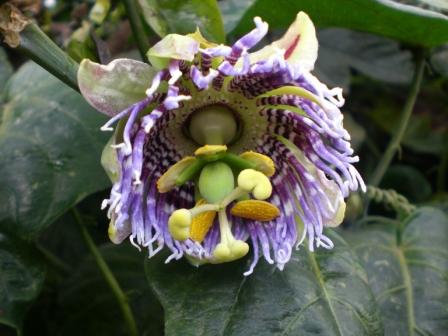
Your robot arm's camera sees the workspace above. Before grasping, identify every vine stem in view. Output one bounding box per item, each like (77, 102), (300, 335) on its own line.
(72, 208), (139, 336)
(19, 23), (79, 91)
(122, 0), (150, 61)
(369, 50), (426, 187)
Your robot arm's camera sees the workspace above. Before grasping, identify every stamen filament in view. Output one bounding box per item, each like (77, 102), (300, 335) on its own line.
(190, 204), (220, 217)
(220, 187), (247, 208)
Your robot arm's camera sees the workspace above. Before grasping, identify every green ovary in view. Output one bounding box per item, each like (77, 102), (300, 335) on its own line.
(198, 161), (235, 204)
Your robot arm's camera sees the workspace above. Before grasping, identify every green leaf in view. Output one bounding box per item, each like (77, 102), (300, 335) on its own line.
(57, 243), (163, 336)
(315, 29), (413, 90)
(344, 207), (448, 335)
(231, 0), (448, 47)
(0, 232), (46, 330)
(138, 0), (225, 43)
(0, 62), (109, 239)
(145, 231), (383, 335)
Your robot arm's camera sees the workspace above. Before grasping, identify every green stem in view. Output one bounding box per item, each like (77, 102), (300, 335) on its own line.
(122, 0), (150, 61)
(73, 208), (138, 336)
(369, 50), (426, 187)
(18, 23), (79, 91)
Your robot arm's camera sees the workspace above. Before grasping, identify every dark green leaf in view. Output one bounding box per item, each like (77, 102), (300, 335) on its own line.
(0, 48), (13, 94)
(381, 165), (432, 203)
(231, 0), (448, 47)
(56, 243), (163, 336)
(315, 29), (413, 90)
(344, 207), (448, 335)
(343, 114), (366, 151)
(366, 99), (447, 154)
(0, 232), (46, 330)
(138, 0), (225, 43)
(146, 231), (383, 336)
(0, 62), (109, 239)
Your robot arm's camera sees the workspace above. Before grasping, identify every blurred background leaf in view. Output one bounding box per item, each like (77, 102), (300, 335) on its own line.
(0, 62), (109, 239)
(343, 207), (448, 335)
(138, 0), (225, 43)
(146, 231), (383, 336)
(315, 29), (414, 91)
(218, 0), (256, 34)
(231, 0), (448, 47)
(430, 44), (448, 77)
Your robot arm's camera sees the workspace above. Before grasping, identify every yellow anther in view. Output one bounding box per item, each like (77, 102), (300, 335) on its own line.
(213, 243), (231, 259)
(194, 144), (227, 156)
(168, 209), (191, 241)
(212, 209), (250, 263)
(190, 199), (217, 242)
(213, 240), (249, 262)
(231, 200), (280, 221)
(239, 151), (275, 177)
(237, 169), (273, 200)
(157, 156), (196, 193)
(230, 240), (249, 258)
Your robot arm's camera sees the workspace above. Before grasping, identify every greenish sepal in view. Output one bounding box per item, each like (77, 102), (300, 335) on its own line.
(175, 159), (205, 187)
(146, 34), (199, 70)
(221, 153), (257, 171)
(199, 162), (235, 203)
(185, 254), (209, 267)
(77, 58), (156, 116)
(101, 135), (120, 183)
(147, 56), (170, 70)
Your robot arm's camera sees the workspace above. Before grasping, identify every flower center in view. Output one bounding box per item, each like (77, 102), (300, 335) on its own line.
(187, 104), (239, 146)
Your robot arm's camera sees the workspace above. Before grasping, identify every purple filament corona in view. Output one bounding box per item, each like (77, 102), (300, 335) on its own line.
(100, 18), (365, 275)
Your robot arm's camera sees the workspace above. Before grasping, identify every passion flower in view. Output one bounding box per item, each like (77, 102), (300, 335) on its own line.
(78, 12), (365, 275)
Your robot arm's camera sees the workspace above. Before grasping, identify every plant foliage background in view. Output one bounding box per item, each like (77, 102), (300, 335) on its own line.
(0, 0), (447, 335)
